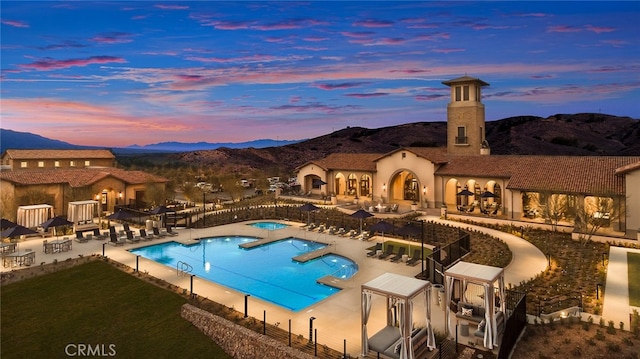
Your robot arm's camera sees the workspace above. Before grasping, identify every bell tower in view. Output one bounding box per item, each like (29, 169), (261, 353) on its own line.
(442, 76), (489, 155)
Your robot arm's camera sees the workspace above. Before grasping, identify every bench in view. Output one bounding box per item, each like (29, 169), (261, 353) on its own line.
(540, 306), (581, 323)
(455, 302), (486, 325)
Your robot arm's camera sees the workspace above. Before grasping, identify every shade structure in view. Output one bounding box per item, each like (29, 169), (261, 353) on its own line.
(1, 225), (38, 239)
(41, 216), (73, 230)
(1, 218), (18, 230)
(350, 209), (373, 233)
(480, 191), (497, 198)
(369, 220), (395, 234)
(312, 178), (327, 186)
(396, 223), (422, 237)
(106, 210), (134, 220)
(457, 189), (474, 196)
(150, 205), (170, 215)
(299, 203), (320, 226)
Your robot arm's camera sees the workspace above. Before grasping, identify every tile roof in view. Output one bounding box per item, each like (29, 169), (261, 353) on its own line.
(0, 168), (167, 187)
(435, 155), (640, 196)
(300, 153), (380, 172)
(614, 160), (640, 175)
(2, 149), (115, 160)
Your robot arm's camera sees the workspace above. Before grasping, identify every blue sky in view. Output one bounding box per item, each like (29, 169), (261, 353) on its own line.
(1, 1), (639, 147)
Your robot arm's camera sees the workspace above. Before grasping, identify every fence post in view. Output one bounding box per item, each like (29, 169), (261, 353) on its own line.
(314, 329), (317, 356)
(263, 310), (266, 335)
(289, 319), (292, 347)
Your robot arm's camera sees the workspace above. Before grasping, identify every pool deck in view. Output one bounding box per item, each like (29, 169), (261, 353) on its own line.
(1, 218), (560, 357)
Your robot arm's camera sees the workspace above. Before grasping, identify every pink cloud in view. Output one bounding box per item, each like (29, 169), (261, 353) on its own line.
(600, 39), (628, 47)
(289, 96), (301, 103)
(302, 36), (328, 42)
(586, 25), (615, 34)
(19, 56), (126, 71)
(313, 82), (370, 90)
(414, 94), (446, 101)
(207, 20), (251, 30)
(91, 32), (134, 44)
(352, 19), (394, 28)
(1, 19), (29, 28)
(389, 69), (430, 74)
(432, 48), (465, 54)
(154, 4), (189, 10)
(345, 92), (388, 98)
(547, 25), (582, 33)
(530, 74), (556, 79)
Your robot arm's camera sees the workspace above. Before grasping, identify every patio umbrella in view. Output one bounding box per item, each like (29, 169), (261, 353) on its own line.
(299, 203), (320, 226)
(1, 225), (38, 239)
(150, 205), (170, 227)
(480, 191), (497, 198)
(369, 220), (396, 246)
(350, 209), (373, 233)
(312, 178), (327, 186)
(41, 216), (73, 240)
(457, 189), (474, 196)
(106, 210), (134, 221)
(396, 223), (422, 238)
(1, 218), (18, 230)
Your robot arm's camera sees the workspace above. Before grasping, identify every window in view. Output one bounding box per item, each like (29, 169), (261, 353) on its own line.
(38, 161), (44, 168)
(20, 161), (27, 168)
(360, 175), (371, 197)
(456, 126), (468, 144)
(54, 161), (60, 168)
(347, 174), (358, 196)
(70, 160), (76, 167)
(402, 152), (406, 159)
(476, 87), (481, 101)
(455, 86), (461, 101)
(463, 85), (469, 101)
(84, 160), (90, 166)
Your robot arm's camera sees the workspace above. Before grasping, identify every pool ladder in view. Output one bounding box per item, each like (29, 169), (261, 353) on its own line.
(177, 261), (193, 277)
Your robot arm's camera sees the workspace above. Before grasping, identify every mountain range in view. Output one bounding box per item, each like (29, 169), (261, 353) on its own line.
(2, 113), (639, 175)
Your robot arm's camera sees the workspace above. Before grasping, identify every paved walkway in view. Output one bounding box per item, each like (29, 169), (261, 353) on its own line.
(420, 215), (548, 287)
(602, 246), (640, 330)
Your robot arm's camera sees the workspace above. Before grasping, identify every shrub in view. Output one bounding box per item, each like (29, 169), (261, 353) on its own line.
(606, 342), (621, 353)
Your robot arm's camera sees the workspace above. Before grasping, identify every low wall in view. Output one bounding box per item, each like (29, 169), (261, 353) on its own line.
(180, 304), (314, 359)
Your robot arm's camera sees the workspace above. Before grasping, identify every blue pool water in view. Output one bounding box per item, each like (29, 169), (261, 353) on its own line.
(248, 221), (289, 230)
(130, 236), (358, 311)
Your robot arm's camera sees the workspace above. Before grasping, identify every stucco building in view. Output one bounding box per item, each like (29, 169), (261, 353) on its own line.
(296, 76), (640, 239)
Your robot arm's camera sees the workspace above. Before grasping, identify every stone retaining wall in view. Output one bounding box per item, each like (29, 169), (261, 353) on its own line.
(180, 304), (314, 359)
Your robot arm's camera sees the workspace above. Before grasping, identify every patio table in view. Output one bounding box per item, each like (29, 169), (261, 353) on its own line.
(2, 250), (35, 267)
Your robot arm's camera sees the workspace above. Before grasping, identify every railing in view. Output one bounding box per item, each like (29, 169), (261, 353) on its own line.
(498, 290), (527, 359)
(176, 261), (193, 277)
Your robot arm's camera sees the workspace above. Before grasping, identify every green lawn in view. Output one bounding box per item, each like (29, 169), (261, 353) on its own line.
(1, 260), (231, 359)
(628, 252), (640, 307)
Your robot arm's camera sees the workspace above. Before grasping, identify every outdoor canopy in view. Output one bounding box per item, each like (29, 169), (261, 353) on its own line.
(67, 200), (100, 224)
(444, 261), (506, 349)
(17, 204), (53, 228)
(361, 272), (436, 359)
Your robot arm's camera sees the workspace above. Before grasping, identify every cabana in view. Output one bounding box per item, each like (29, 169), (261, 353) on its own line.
(444, 261), (506, 349)
(361, 272), (436, 359)
(68, 200), (100, 232)
(17, 204), (53, 228)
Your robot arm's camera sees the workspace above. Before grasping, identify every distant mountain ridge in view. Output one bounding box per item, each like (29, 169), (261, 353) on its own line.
(0, 128), (302, 154)
(127, 139), (303, 152)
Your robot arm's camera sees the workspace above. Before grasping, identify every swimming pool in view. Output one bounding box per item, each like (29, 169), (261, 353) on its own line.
(248, 221), (289, 230)
(130, 236), (358, 311)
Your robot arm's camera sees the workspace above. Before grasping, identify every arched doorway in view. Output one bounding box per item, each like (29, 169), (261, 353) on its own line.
(388, 171), (420, 203)
(360, 174), (372, 198)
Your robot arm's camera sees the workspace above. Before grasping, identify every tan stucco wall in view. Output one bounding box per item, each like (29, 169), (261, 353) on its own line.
(376, 150), (436, 207)
(625, 169), (640, 238)
(296, 164), (327, 195)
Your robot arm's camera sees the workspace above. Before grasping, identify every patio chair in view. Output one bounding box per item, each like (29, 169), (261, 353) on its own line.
(165, 226), (179, 236)
(390, 247), (406, 262)
(94, 228), (108, 240)
(75, 231), (87, 243)
(138, 229), (154, 241)
(378, 244), (395, 260)
(125, 231), (140, 244)
(406, 249), (422, 266)
(108, 232), (125, 246)
(152, 227), (166, 238)
(367, 243), (382, 257)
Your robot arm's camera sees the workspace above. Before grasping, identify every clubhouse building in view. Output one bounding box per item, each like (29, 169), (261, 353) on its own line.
(296, 76), (640, 239)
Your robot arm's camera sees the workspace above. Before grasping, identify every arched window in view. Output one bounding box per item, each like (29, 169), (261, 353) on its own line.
(360, 174), (371, 197)
(347, 174), (357, 196)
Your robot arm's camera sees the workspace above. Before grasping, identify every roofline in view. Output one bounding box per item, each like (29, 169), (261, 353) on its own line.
(442, 76), (490, 87)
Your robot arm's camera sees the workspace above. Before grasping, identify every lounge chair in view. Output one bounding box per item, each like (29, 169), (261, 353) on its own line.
(152, 227), (166, 238)
(75, 231), (87, 243)
(337, 227), (345, 235)
(317, 225), (326, 233)
(358, 231), (370, 241)
(108, 232), (125, 246)
(328, 226), (337, 235)
(406, 249), (422, 266)
(367, 243), (382, 257)
(138, 229), (153, 241)
(390, 247), (406, 262)
(125, 231), (140, 244)
(94, 229), (108, 240)
(165, 226), (179, 236)
(378, 244), (395, 260)
(348, 230), (358, 239)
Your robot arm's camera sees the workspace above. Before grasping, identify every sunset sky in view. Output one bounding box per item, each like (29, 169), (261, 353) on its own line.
(1, 1), (638, 148)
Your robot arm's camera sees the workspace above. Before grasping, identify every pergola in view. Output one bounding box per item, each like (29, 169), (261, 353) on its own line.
(444, 261), (506, 349)
(361, 272), (436, 359)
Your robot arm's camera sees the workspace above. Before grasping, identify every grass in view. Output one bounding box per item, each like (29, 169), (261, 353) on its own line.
(0, 260), (231, 359)
(628, 252), (640, 307)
